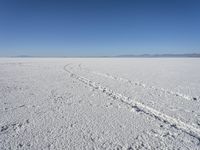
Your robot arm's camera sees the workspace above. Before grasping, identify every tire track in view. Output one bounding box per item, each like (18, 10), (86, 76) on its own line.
(79, 64), (198, 101)
(64, 64), (200, 142)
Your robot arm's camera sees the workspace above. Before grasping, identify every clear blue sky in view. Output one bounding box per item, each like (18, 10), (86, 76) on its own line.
(0, 0), (200, 56)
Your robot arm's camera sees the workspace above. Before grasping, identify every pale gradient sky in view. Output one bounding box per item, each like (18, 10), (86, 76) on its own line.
(0, 0), (200, 56)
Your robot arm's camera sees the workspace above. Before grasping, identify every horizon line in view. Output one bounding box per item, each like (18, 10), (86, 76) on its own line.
(1, 53), (200, 58)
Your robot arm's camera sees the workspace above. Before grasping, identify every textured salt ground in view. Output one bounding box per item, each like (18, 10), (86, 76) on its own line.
(70, 63), (200, 130)
(77, 58), (200, 100)
(0, 58), (200, 150)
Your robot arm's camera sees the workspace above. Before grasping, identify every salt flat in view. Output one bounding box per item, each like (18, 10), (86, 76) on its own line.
(0, 58), (200, 149)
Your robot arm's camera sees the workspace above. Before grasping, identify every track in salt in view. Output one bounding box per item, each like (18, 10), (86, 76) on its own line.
(64, 64), (200, 142)
(78, 64), (198, 101)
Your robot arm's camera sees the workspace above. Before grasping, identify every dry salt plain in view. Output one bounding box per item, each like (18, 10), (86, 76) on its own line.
(0, 58), (200, 150)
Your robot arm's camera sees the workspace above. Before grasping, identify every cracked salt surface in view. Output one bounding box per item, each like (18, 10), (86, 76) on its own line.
(0, 58), (200, 149)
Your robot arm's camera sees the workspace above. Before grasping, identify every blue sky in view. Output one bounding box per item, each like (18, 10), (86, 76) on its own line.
(0, 0), (200, 56)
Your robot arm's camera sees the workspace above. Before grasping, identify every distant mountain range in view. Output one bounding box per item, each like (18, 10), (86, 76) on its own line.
(116, 53), (200, 57)
(6, 53), (200, 58)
